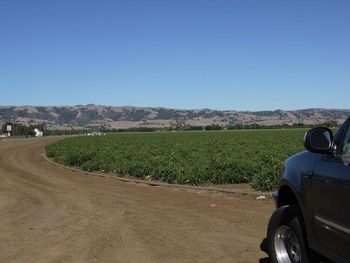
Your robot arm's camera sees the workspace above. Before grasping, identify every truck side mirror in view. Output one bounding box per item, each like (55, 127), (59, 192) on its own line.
(304, 127), (333, 154)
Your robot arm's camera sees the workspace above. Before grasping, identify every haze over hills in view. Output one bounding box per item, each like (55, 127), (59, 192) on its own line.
(0, 105), (349, 130)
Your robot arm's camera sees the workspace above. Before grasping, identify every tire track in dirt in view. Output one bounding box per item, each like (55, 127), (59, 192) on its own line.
(0, 137), (273, 263)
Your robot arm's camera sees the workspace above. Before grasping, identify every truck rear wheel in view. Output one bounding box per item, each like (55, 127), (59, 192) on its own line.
(267, 205), (309, 263)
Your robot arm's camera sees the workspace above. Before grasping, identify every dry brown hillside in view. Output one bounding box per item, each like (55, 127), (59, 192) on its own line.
(0, 105), (349, 130)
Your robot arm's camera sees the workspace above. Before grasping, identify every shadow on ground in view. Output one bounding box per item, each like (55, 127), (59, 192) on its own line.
(260, 237), (271, 263)
(259, 257), (271, 263)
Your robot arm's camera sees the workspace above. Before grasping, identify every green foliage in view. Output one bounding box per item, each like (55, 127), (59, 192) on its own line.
(1, 122), (46, 136)
(45, 130), (306, 191)
(205, 124), (223, 130)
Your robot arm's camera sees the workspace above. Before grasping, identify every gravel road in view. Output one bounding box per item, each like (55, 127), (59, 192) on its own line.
(0, 137), (273, 263)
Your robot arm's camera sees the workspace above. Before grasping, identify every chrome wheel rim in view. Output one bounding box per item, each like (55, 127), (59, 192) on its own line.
(274, 225), (301, 263)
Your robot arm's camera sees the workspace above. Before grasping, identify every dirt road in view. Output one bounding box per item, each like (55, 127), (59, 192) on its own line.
(0, 137), (274, 263)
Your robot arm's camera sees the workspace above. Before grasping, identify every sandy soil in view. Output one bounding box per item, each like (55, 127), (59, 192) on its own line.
(0, 137), (274, 263)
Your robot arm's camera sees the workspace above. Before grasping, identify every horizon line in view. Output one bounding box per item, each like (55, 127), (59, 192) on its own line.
(0, 104), (350, 113)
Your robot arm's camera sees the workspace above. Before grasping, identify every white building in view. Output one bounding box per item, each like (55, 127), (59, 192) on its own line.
(34, 128), (43, 137)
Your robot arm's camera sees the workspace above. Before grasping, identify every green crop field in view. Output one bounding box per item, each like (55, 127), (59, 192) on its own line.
(45, 129), (307, 191)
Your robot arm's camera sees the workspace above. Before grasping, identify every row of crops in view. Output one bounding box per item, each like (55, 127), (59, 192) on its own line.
(45, 130), (307, 191)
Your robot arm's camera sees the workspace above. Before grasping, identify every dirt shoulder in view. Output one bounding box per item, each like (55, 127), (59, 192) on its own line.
(0, 137), (273, 263)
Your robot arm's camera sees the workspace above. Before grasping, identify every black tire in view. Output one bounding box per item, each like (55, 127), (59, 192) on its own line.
(267, 205), (310, 263)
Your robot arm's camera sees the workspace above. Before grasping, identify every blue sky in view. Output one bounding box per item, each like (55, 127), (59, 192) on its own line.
(0, 0), (349, 111)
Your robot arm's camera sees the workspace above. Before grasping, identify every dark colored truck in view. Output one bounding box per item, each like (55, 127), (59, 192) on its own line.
(265, 117), (350, 263)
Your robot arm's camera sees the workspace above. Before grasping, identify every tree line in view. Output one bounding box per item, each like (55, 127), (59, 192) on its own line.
(1, 119), (339, 136)
(1, 122), (46, 136)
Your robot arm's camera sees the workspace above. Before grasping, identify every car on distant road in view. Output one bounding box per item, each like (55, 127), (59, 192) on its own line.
(265, 117), (350, 263)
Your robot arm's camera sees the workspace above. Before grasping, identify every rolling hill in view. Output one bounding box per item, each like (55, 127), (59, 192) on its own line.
(0, 105), (349, 130)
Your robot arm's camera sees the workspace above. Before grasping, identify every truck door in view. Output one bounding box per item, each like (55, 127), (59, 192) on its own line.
(311, 124), (350, 260)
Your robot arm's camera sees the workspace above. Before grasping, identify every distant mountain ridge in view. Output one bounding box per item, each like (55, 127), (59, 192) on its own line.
(0, 105), (349, 130)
